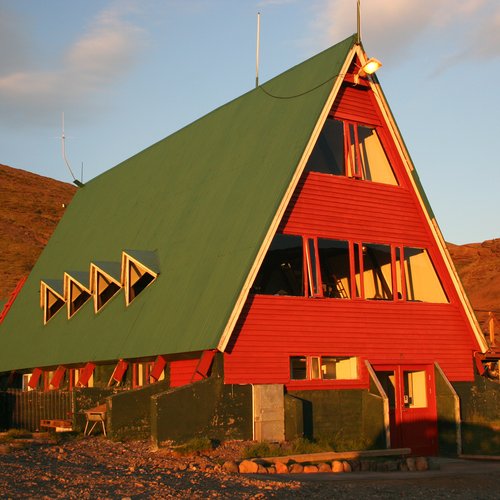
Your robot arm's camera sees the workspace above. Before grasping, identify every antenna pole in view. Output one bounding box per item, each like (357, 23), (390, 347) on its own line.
(357, 0), (361, 44)
(255, 12), (260, 87)
(61, 112), (77, 181)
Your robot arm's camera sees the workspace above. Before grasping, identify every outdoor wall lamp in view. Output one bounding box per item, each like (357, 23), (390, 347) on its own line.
(354, 57), (382, 84)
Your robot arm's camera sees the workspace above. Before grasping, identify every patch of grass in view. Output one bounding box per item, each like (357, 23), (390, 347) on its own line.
(241, 441), (281, 459)
(173, 436), (214, 456)
(6, 428), (32, 439)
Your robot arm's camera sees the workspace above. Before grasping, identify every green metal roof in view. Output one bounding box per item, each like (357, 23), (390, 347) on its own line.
(0, 35), (357, 372)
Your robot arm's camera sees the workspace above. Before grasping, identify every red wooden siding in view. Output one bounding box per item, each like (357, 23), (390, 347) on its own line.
(224, 296), (477, 385)
(280, 172), (430, 246)
(169, 358), (203, 388)
(330, 85), (381, 125)
(224, 78), (480, 388)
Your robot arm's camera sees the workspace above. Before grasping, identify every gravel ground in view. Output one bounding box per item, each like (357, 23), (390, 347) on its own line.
(0, 436), (499, 499)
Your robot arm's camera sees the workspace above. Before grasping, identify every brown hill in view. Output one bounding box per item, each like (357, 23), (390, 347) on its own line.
(0, 164), (498, 338)
(0, 164), (76, 300)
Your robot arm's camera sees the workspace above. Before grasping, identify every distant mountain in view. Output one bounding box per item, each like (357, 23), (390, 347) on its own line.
(0, 164), (76, 299)
(0, 163), (498, 336)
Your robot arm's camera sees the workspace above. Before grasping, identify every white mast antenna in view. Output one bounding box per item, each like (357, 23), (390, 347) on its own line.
(61, 112), (84, 187)
(357, 0), (361, 44)
(255, 12), (261, 87)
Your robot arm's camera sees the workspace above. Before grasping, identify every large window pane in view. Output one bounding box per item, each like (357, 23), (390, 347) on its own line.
(404, 247), (448, 303)
(305, 118), (344, 175)
(290, 357), (307, 380)
(363, 244), (393, 300)
(251, 234), (304, 296)
(318, 239), (351, 298)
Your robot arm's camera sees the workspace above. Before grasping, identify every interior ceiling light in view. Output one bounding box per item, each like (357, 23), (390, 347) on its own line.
(354, 57), (382, 84)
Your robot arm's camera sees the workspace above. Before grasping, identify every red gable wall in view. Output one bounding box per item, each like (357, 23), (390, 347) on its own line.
(224, 79), (480, 387)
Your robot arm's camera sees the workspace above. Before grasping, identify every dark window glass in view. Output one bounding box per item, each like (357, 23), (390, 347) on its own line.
(362, 244), (393, 300)
(251, 234), (303, 296)
(305, 118), (344, 175)
(318, 239), (351, 298)
(290, 357), (307, 380)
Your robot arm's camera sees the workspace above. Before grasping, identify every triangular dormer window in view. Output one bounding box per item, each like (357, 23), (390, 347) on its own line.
(122, 250), (159, 306)
(90, 262), (122, 313)
(64, 272), (91, 319)
(40, 279), (65, 324)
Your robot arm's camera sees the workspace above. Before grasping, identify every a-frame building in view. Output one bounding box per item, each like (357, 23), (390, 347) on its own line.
(0, 35), (489, 455)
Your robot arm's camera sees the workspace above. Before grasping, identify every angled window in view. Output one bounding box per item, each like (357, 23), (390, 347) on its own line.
(122, 250), (160, 306)
(64, 271), (91, 319)
(251, 234), (304, 296)
(306, 117), (398, 185)
(360, 244), (393, 300)
(401, 247), (448, 303)
(40, 279), (65, 324)
(90, 262), (122, 313)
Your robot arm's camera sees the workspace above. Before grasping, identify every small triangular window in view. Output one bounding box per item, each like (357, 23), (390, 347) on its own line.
(64, 272), (91, 319)
(90, 262), (122, 313)
(41, 280), (65, 324)
(122, 251), (159, 306)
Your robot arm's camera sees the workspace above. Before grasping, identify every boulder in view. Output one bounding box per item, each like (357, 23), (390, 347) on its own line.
(289, 463), (304, 473)
(332, 460), (344, 473)
(415, 457), (428, 472)
(266, 466), (276, 474)
(342, 461), (352, 473)
(275, 461), (289, 474)
(406, 457), (416, 471)
(303, 465), (318, 473)
(317, 462), (332, 473)
(222, 460), (239, 473)
(257, 464), (267, 474)
(239, 460), (259, 474)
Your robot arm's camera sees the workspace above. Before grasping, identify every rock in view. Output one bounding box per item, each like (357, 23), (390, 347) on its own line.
(317, 462), (332, 472)
(399, 460), (409, 471)
(275, 461), (289, 474)
(406, 457), (416, 471)
(349, 460), (360, 472)
(415, 457), (428, 471)
(222, 460), (239, 473)
(386, 460), (399, 472)
(266, 466), (276, 474)
(304, 465), (318, 473)
(238, 460), (259, 474)
(332, 460), (344, 473)
(257, 464), (267, 474)
(0, 444), (10, 455)
(289, 463), (304, 473)
(342, 461), (352, 473)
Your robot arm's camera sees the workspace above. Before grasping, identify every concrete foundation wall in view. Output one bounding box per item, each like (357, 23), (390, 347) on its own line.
(454, 374), (500, 455)
(285, 389), (385, 450)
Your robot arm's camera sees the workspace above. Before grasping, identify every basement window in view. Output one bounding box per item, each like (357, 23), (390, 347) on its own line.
(90, 262), (122, 313)
(41, 280), (65, 324)
(64, 272), (91, 319)
(251, 234), (304, 296)
(122, 251), (159, 306)
(290, 355), (358, 381)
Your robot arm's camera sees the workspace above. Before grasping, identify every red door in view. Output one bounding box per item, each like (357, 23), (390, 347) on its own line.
(374, 364), (438, 456)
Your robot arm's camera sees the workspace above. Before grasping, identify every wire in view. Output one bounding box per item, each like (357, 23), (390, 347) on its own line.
(258, 72), (346, 100)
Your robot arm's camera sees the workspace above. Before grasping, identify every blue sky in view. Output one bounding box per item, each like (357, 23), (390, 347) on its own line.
(0, 0), (498, 244)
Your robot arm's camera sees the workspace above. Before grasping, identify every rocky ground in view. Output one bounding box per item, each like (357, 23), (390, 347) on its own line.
(1, 436), (500, 499)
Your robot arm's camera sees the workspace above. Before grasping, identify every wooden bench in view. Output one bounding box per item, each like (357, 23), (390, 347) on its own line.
(40, 419), (73, 432)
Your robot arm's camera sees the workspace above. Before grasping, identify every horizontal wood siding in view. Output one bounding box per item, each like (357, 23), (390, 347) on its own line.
(224, 296), (477, 385)
(331, 85), (381, 125)
(169, 358), (201, 388)
(280, 173), (430, 246)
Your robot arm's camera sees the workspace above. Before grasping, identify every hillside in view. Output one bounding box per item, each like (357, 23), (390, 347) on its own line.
(0, 164), (76, 300)
(0, 163), (498, 336)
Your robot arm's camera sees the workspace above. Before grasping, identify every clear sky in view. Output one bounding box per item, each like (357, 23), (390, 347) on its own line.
(0, 0), (498, 244)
